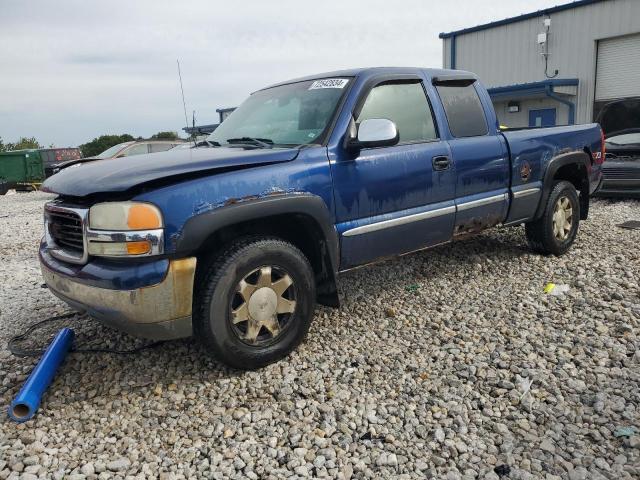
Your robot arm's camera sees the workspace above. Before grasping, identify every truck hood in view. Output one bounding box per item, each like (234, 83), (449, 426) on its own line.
(42, 146), (300, 197)
(595, 97), (640, 137)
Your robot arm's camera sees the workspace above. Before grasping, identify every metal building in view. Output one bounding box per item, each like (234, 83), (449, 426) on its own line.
(440, 0), (640, 127)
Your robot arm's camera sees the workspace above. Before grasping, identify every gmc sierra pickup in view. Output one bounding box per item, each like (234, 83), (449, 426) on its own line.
(40, 67), (604, 369)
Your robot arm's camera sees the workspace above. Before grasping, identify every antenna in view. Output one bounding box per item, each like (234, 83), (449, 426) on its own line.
(177, 59), (196, 146)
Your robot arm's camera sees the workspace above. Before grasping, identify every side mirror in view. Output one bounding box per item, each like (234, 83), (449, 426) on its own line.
(347, 118), (399, 151)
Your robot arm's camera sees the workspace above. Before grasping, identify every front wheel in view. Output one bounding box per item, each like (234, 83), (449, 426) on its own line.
(193, 237), (316, 370)
(525, 180), (580, 256)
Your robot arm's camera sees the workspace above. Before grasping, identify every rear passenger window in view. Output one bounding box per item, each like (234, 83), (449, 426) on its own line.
(435, 84), (488, 137)
(121, 144), (149, 157)
(149, 143), (172, 153)
(356, 82), (438, 143)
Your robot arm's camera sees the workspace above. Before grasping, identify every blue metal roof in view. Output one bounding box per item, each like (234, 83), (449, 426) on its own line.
(487, 78), (579, 99)
(439, 0), (607, 39)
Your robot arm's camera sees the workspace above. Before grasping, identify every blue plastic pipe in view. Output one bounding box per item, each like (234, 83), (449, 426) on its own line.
(8, 328), (74, 423)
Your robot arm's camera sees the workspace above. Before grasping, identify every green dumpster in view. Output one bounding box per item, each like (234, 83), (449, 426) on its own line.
(0, 149), (45, 195)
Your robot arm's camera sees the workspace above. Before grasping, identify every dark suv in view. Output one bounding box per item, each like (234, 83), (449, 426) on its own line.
(596, 97), (640, 197)
(40, 148), (83, 177)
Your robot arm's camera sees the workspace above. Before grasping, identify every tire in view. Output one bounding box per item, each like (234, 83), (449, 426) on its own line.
(525, 180), (580, 256)
(0, 181), (9, 196)
(193, 237), (316, 370)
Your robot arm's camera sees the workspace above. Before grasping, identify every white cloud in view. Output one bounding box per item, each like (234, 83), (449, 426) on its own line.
(0, 0), (569, 146)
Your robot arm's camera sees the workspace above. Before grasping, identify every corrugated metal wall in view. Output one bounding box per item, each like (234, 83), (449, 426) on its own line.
(442, 0), (640, 123)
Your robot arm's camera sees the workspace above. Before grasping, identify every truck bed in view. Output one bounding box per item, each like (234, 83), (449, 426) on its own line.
(502, 123), (603, 193)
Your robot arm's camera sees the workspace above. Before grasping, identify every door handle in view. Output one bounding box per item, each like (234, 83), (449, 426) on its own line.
(432, 155), (451, 171)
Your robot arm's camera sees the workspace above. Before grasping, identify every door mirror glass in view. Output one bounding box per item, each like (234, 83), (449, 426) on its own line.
(352, 118), (399, 149)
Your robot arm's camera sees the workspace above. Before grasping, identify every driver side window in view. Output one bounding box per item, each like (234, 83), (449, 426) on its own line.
(356, 82), (438, 144)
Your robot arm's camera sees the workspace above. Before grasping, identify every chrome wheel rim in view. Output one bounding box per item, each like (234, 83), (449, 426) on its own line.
(552, 196), (573, 241)
(230, 266), (296, 345)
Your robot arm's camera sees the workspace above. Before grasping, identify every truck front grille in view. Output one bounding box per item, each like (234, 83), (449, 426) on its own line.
(48, 210), (84, 253)
(44, 203), (88, 264)
(603, 166), (640, 180)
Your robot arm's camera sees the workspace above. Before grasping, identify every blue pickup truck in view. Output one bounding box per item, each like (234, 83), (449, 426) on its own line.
(40, 67), (604, 369)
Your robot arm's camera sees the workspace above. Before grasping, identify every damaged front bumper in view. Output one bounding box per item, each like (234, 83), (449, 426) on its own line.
(39, 247), (196, 340)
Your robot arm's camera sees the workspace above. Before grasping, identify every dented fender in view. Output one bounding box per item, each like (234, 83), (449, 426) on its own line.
(174, 193), (339, 272)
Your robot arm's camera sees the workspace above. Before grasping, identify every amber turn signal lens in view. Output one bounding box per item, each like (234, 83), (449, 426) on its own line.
(127, 204), (162, 230)
(126, 240), (152, 255)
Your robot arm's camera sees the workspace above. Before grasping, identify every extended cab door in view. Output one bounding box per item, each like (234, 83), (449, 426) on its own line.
(330, 75), (456, 269)
(432, 78), (510, 235)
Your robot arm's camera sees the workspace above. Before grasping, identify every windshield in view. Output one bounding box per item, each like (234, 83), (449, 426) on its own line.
(607, 131), (640, 146)
(96, 142), (133, 159)
(208, 78), (351, 147)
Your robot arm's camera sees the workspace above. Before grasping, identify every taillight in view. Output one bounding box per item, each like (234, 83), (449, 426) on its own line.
(600, 128), (606, 163)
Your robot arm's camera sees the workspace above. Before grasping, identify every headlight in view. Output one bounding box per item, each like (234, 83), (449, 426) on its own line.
(87, 202), (164, 257)
(89, 201), (162, 230)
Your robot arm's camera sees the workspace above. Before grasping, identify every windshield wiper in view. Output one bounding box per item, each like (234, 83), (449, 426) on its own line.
(195, 140), (221, 147)
(226, 137), (274, 148)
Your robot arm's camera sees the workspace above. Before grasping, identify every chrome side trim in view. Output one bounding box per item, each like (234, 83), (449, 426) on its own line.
(456, 193), (507, 212)
(513, 187), (541, 199)
(342, 205), (456, 237)
(342, 193), (508, 238)
(86, 228), (164, 257)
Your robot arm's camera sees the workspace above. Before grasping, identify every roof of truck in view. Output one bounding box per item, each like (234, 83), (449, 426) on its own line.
(262, 67), (472, 90)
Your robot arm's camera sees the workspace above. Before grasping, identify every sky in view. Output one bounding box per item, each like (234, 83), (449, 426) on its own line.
(0, 0), (574, 147)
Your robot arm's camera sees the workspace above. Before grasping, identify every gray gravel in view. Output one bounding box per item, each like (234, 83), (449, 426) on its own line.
(1, 191), (639, 479)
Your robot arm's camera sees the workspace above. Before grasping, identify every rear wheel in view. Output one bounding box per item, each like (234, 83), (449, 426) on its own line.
(525, 180), (580, 256)
(0, 180), (9, 195)
(193, 237), (316, 369)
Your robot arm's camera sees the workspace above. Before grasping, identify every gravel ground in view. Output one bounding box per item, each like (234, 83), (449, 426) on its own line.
(0, 191), (639, 480)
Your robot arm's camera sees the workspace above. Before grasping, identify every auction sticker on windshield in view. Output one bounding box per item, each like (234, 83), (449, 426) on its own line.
(309, 78), (349, 90)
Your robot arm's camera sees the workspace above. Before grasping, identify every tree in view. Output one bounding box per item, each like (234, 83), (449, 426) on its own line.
(79, 134), (134, 157)
(0, 136), (42, 152)
(150, 131), (181, 140)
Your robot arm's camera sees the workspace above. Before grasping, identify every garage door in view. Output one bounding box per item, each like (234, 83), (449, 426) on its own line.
(595, 33), (640, 101)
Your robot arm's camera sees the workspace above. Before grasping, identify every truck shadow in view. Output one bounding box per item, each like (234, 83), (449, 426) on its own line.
(2, 227), (534, 412)
(337, 227), (530, 308)
(110, 230), (525, 367)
